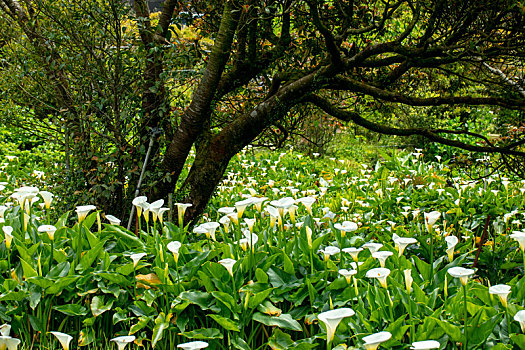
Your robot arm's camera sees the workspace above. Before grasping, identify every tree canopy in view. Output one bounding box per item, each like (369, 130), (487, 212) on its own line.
(0, 0), (524, 221)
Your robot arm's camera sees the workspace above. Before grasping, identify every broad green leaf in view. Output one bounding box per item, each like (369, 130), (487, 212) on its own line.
(77, 240), (105, 272)
(0, 291), (28, 301)
(101, 225), (145, 249)
(211, 291), (238, 314)
(20, 257), (37, 279)
(268, 329), (293, 349)
(209, 314), (240, 332)
(283, 252), (294, 274)
(248, 288), (273, 309)
(90, 295), (113, 317)
(46, 276), (80, 295)
(78, 328), (95, 346)
(180, 291), (217, 311)
(129, 316), (153, 334)
(179, 328), (223, 340)
(255, 268), (268, 283)
(97, 272), (131, 286)
(252, 312), (302, 331)
(430, 317), (462, 342)
(53, 304), (88, 316)
(152, 313), (170, 348)
(28, 315), (42, 332)
(26, 277), (53, 289)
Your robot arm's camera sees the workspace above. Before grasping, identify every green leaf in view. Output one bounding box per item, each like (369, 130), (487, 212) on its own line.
(0, 291), (28, 301)
(248, 288), (273, 309)
(129, 316), (152, 334)
(26, 277), (53, 289)
(283, 252), (294, 274)
(28, 314), (43, 332)
(268, 329), (293, 349)
(47, 261), (70, 278)
(211, 291), (237, 314)
(46, 276), (80, 295)
(152, 313), (170, 348)
(179, 328), (223, 340)
(511, 334), (525, 349)
(209, 314), (240, 332)
(101, 225), (145, 249)
(53, 304), (88, 316)
(180, 291), (217, 311)
(77, 240), (105, 272)
(252, 312), (302, 331)
(430, 317), (462, 342)
(97, 272), (131, 286)
(20, 257), (38, 279)
(90, 295), (113, 317)
(255, 268), (268, 283)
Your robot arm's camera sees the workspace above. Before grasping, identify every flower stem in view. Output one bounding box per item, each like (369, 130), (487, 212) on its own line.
(429, 231), (434, 286)
(407, 296), (415, 342)
(506, 305), (512, 337)
(462, 283), (468, 350)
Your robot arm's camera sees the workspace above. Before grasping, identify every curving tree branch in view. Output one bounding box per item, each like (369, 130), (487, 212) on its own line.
(304, 94), (525, 157)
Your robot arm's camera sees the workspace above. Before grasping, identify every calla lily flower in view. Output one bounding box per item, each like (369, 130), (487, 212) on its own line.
(366, 268), (391, 288)
(445, 235), (459, 261)
(2, 226), (13, 249)
(342, 247), (363, 262)
(167, 241), (182, 263)
(404, 269), (413, 294)
(219, 216), (231, 233)
(362, 331), (392, 350)
(130, 253), (147, 269)
(265, 205), (280, 228)
(372, 251), (393, 268)
(235, 198), (254, 219)
(218, 258), (236, 277)
(76, 205), (97, 222)
(157, 208), (170, 224)
(270, 197), (295, 217)
(132, 196), (148, 217)
(0, 336), (21, 350)
(338, 269), (357, 284)
(49, 331), (73, 350)
(334, 221), (358, 237)
(410, 340), (440, 349)
(317, 308), (355, 345)
(177, 341), (209, 350)
(393, 234), (417, 257)
(296, 196), (316, 215)
(319, 246), (340, 261)
(514, 310), (525, 332)
(252, 197), (268, 212)
(424, 211), (441, 231)
(447, 266), (475, 286)
(362, 242), (383, 254)
(244, 218), (256, 232)
(218, 207), (235, 215)
(175, 203), (192, 224)
(38, 225), (57, 241)
(510, 231), (525, 251)
(149, 199), (164, 222)
(199, 222), (220, 241)
(105, 215), (121, 226)
(306, 226), (313, 248)
(0, 324), (10, 336)
(110, 335), (136, 350)
(489, 284), (511, 308)
(39, 191), (54, 209)
(243, 230), (259, 248)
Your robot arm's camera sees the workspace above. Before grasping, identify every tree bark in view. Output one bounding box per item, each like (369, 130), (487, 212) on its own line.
(155, 1), (241, 199)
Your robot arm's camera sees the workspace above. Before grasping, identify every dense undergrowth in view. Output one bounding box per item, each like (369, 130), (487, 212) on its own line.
(0, 145), (525, 349)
